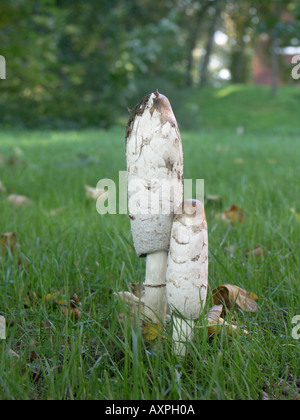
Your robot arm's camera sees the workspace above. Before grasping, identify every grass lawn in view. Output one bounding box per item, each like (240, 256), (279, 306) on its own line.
(0, 85), (299, 400)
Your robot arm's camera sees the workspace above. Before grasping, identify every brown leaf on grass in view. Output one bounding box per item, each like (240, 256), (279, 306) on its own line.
(205, 195), (223, 208)
(245, 246), (267, 258)
(212, 284), (259, 313)
(24, 291), (39, 308)
(9, 348), (20, 361)
(206, 305), (248, 337)
(44, 292), (65, 306)
(115, 289), (166, 341)
(7, 155), (27, 168)
(129, 282), (145, 299)
(207, 305), (223, 323)
(114, 291), (145, 328)
(7, 194), (33, 208)
(8, 348), (42, 383)
(1, 232), (20, 256)
(44, 292), (81, 321)
(143, 322), (163, 341)
(221, 205), (246, 223)
(84, 185), (106, 200)
(290, 208), (300, 222)
(0, 180), (6, 192)
(115, 291), (144, 315)
(49, 206), (68, 216)
(60, 294), (81, 321)
(224, 245), (235, 258)
(234, 157), (245, 165)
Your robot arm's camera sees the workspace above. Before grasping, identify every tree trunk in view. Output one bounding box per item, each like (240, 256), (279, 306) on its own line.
(270, 28), (279, 95)
(270, 3), (281, 96)
(199, 1), (222, 88)
(185, 0), (212, 87)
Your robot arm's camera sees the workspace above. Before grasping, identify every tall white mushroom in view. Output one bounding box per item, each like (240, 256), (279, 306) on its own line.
(166, 199), (208, 356)
(126, 92), (183, 327)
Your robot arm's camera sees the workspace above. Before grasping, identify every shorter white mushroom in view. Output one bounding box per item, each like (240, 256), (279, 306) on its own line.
(166, 199), (208, 357)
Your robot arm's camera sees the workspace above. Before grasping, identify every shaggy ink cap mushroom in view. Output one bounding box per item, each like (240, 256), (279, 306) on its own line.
(126, 92), (184, 324)
(166, 199), (209, 356)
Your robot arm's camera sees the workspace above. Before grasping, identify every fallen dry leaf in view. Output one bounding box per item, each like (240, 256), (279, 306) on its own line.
(60, 295), (81, 321)
(129, 282), (145, 300)
(143, 322), (163, 341)
(49, 206), (68, 216)
(206, 305), (249, 337)
(84, 185), (106, 200)
(221, 205), (245, 223)
(290, 208), (300, 222)
(44, 292), (81, 321)
(7, 194), (32, 208)
(9, 348), (20, 361)
(115, 291), (145, 326)
(0, 180), (6, 192)
(1, 232), (20, 256)
(224, 245), (235, 258)
(212, 284), (259, 313)
(245, 246), (267, 258)
(205, 195), (223, 208)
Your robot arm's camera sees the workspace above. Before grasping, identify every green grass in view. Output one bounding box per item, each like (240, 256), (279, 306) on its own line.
(0, 85), (300, 400)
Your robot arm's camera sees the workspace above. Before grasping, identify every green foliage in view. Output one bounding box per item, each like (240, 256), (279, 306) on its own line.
(0, 0), (300, 128)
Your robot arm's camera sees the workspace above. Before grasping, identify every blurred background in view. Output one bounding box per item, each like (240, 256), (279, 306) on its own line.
(0, 0), (300, 129)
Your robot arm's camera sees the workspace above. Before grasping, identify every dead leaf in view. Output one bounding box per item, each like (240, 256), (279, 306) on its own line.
(207, 304), (223, 323)
(58, 294), (81, 321)
(0, 180), (6, 192)
(205, 195), (223, 208)
(115, 291), (144, 316)
(267, 158), (277, 164)
(7, 155), (27, 168)
(212, 284), (259, 313)
(234, 157), (245, 164)
(206, 305), (249, 337)
(143, 322), (163, 341)
(290, 208), (300, 222)
(221, 205), (245, 223)
(84, 185), (106, 200)
(9, 348), (20, 361)
(129, 282), (145, 299)
(245, 246), (267, 258)
(7, 194), (33, 208)
(224, 245), (235, 258)
(49, 206), (68, 216)
(1, 232), (20, 256)
(44, 292), (65, 306)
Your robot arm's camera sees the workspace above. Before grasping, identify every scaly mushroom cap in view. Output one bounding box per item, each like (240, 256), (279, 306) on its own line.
(126, 92), (183, 257)
(166, 199), (208, 319)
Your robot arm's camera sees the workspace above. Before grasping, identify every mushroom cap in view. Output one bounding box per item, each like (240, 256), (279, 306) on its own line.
(166, 199), (208, 320)
(126, 92), (183, 257)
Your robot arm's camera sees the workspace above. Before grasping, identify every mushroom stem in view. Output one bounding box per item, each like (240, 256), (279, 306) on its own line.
(144, 250), (168, 324)
(172, 317), (194, 358)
